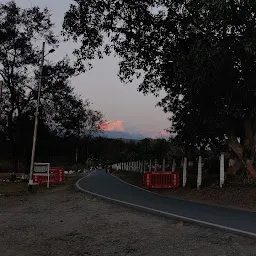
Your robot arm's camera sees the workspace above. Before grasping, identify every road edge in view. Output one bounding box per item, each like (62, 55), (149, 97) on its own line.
(110, 172), (256, 214)
(75, 175), (256, 239)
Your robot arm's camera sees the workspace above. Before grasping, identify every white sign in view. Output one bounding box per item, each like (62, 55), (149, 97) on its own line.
(34, 163), (50, 188)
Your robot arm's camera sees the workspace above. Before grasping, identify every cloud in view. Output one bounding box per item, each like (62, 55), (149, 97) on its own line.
(98, 121), (170, 139)
(151, 129), (170, 139)
(99, 120), (125, 131)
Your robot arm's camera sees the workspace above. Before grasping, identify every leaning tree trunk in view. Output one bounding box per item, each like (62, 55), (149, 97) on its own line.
(227, 117), (256, 179)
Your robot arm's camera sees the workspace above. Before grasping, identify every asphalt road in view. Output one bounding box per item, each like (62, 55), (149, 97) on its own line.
(76, 170), (256, 237)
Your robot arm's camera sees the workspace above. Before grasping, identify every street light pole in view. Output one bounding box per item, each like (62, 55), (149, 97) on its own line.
(28, 42), (45, 186)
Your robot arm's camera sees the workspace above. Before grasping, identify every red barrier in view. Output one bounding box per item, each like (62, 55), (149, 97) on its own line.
(143, 172), (179, 189)
(33, 167), (65, 184)
(50, 167), (65, 183)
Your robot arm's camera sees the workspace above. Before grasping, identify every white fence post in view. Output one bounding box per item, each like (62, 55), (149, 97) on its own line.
(154, 159), (157, 172)
(140, 160), (143, 173)
(162, 158), (165, 172)
(220, 153), (225, 188)
(183, 157), (187, 187)
(172, 159), (176, 172)
(197, 156), (202, 189)
(149, 159), (152, 172)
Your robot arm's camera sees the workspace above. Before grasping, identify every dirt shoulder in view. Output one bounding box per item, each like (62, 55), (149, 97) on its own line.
(112, 171), (256, 212)
(1, 174), (256, 256)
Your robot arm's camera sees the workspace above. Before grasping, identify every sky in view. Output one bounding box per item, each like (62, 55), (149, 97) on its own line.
(5, 0), (171, 138)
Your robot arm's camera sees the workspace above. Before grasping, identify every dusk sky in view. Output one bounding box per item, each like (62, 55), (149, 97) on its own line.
(9, 0), (171, 138)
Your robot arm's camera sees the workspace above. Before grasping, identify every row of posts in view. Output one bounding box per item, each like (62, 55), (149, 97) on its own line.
(112, 159), (176, 173)
(112, 153), (225, 189)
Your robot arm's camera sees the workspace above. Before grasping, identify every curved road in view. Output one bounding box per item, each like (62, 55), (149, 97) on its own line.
(76, 170), (256, 237)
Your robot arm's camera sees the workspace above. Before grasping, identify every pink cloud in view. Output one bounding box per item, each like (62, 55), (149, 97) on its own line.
(151, 129), (170, 139)
(99, 120), (125, 131)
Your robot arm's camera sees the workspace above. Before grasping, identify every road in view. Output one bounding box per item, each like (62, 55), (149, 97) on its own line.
(76, 170), (256, 237)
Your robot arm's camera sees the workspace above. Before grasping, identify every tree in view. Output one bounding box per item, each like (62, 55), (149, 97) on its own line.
(0, 1), (103, 171)
(36, 57), (103, 138)
(0, 1), (58, 170)
(63, 0), (256, 178)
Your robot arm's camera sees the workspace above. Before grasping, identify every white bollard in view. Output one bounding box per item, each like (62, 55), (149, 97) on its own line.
(143, 160), (146, 173)
(183, 157), (187, 187)
(140, 160), (143, 173)
(172, 159), (176, 172)
(197, 156), (202, 189)
(162, 158), (166, 172)
(220, 153), (225, 188)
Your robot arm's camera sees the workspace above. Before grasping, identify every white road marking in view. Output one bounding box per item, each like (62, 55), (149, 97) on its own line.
(76, 175), (256, 238)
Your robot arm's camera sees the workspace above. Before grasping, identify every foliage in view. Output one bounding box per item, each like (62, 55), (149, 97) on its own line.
(63, 0), (256, 177)
(0, 1), (103, 171)
(62, 0), (256, 140)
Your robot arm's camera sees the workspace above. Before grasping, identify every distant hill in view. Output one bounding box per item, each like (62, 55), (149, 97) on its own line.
(98, 131), (145, 140)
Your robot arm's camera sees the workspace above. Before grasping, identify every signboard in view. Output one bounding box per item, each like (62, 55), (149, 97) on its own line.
(33, 168), (65, 184)
(33, 163), (50, 188)
(34, 163), (50, 174)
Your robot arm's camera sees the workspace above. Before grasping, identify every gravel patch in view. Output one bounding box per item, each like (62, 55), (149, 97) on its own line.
(0, 188), (256, 256)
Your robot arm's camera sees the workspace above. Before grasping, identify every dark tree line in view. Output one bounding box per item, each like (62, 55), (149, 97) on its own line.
(0, 1), (103, 172)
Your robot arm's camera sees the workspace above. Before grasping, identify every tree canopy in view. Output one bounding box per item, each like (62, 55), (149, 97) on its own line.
(63, 0), (256, 177)
(0, 1), (103, 171)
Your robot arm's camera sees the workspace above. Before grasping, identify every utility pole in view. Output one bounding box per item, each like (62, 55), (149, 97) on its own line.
(28, 42), (45, 187)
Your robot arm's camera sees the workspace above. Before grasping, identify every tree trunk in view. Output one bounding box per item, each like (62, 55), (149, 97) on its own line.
(227, 117), (256, 179)
(8, 112), (18, 172)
